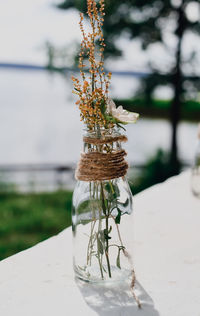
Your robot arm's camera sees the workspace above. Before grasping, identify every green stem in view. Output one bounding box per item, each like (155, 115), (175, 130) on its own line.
(97, 252), (104, 280)
(109, 180), (127, 258)
(87, 182), (96, 265)
(109, 180), (115, 194)
(105, 215), (112, 278)
(111, 214), (125, 250)
(100, 181), (112, 278)
(97, 186), (104, 279)
(109, 244), (125, 249)
(87, 220), (96, 265)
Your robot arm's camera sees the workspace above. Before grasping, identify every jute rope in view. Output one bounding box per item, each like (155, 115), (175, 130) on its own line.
(83, 135), (128, 145)
(75, 135), (128, 181)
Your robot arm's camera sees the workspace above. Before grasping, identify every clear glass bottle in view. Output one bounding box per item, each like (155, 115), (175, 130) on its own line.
(72, 128), (134, 283)
(191, 124), (200, 198)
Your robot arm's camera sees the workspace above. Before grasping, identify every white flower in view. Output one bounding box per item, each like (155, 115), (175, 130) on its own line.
(106, 98), (139, 124)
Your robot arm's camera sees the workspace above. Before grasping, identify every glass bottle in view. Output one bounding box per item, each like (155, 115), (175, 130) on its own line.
(72, 127), (134, 283)
(191, 124), (200, 198)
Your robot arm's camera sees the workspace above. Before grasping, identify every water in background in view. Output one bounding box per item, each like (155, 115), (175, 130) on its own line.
(0, 69), (198, 190)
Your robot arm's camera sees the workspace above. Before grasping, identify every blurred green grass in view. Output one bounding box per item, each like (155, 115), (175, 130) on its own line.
(0, 191), (72, 261)
(0, 150), (180, 261)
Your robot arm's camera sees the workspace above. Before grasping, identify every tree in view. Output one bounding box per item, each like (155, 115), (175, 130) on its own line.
(57, 0), (200, 174)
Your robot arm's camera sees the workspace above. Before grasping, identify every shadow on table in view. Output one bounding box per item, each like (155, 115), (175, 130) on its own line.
(76, 278), (160, 316)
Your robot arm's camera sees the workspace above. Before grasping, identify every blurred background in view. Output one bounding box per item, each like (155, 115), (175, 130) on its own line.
(0, 0), (199, 260)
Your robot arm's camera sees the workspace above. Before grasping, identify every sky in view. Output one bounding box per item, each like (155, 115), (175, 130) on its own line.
(0, 0), (149, 71)
(0, 0), (199, 74)
(0, 0), (81, 64)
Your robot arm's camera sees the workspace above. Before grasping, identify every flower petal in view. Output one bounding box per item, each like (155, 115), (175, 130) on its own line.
(106, 98), (139, 124)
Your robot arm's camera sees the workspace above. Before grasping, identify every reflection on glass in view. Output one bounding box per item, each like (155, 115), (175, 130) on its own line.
(191, 124), (200, 198)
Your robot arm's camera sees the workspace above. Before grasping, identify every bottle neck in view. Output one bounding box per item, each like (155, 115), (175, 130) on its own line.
(83, 127), (125, 154)
(83, 126), (121, 139)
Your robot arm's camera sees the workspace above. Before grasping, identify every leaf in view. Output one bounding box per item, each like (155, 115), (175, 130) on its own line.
(105, 182), (119, 201)
(99, 230), (105, 248)
(100, 99), (107, 114)
(105, 183), (112, 194)
(104, 229), (111, 240)
(111, 183), (120, 199)
(108, 225), (112, 234)
(116, 249), (121, 269)
(77, 200), (90, 214)
(115, 208), (122, 224)
(97, 235), (104, 255)
(104, 199), (109, 210)
(112, 192), (117, 200)
(100, 184), (107, 215)
(114, 184), (120, 197)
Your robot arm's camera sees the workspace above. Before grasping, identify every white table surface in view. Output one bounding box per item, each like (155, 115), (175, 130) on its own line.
(0, 171), (200, 316)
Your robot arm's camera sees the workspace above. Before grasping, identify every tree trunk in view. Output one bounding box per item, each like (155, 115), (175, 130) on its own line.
(169, 3), (185, 175)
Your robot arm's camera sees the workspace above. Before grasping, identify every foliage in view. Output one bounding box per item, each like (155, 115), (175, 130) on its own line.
(57, 0), (200, 173)
(70, 1), (139, 283)
(130, 149), (177, 195)
(0, 191), (72, 261)
(116, 98), (200, 121)
(58, 0), (200, 95)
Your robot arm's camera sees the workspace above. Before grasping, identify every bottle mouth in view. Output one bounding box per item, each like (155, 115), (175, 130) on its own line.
(83, 126), (121, 138)
(83, 126), (118, 132)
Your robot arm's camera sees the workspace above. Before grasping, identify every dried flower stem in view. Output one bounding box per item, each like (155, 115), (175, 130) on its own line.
(72, 0), (112, 130)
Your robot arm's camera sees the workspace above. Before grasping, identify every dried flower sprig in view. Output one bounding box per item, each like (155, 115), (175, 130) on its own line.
(72, 0), (113, 130)
(72, 0), (139, 130)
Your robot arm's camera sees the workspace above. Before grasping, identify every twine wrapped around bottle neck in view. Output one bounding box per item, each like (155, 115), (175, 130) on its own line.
(75, 134), (128, 181)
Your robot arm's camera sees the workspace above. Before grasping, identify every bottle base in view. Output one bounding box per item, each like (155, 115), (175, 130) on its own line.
(74, 264), (132, 284)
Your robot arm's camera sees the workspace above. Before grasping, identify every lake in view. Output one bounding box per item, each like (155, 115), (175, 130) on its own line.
(0, 69), (198, 190)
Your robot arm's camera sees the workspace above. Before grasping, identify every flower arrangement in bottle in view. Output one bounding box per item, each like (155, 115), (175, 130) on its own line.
(72, 0), (140, 307)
